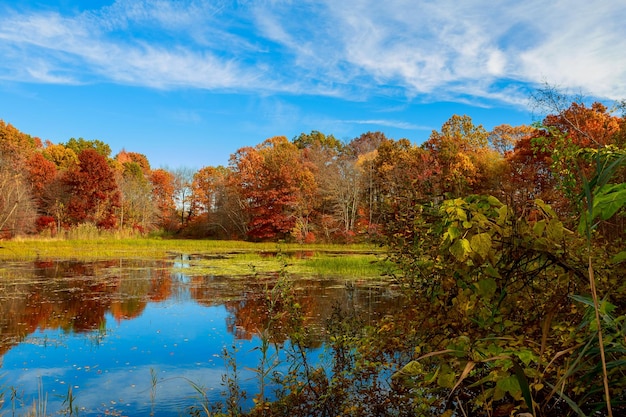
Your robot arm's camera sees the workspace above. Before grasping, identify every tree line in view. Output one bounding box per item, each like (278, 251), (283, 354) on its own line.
(1, 94), (625, 245)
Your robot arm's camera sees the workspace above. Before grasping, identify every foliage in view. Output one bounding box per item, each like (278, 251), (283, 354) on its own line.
(229, 137), (316, 241)
(64, 149), (121, 229)
(63, 137), (112, 159)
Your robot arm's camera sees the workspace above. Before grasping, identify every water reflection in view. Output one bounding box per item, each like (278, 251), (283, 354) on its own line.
(0, 258), (400, 416)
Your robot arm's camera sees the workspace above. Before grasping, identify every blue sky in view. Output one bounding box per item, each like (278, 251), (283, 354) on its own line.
(1, 0), (625, 169)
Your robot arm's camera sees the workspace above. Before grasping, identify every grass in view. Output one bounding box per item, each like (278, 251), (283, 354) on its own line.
(0, 237), (387, 279)
(0, 237), (379, 260)
(176, 251), (388, 278)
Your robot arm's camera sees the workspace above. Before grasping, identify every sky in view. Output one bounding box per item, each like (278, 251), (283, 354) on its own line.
(1, 0), (625, 170)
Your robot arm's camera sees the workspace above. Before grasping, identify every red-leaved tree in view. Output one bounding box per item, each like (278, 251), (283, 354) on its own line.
(64, 149), (120, 229)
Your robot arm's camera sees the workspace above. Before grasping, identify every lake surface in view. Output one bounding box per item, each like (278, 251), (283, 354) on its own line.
(0, 257), (399, 416)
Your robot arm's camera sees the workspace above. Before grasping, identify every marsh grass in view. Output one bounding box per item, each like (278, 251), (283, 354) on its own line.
(0, 238), (384, 278)
(0, 238), (378, 260)
(173, 250), (386, 278)
(297, 253), (388, 278)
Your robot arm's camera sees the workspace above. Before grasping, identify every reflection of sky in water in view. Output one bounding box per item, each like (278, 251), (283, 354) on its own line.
(1, 300), (277, 415)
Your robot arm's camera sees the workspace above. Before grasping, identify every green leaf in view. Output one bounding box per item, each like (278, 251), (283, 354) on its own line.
(496, 205), (508, 226)
(475, 278), (497, 299)
(532, 220), (546, 237)
(484, 265), (501, 279)
(594, 183), (626, 220)
(496, 374), (521, 396)
(512, 360), (533, 412)
(437, 365), (456, 389)
(546, 219), (564, 241)
(612, 250), (626, 264)
(447, 225), (462, 240)
(470, 233), (492, 259)
(487, 195), (503, 207)
(449, 238), (471, 261)
(392, 360), (423, 381)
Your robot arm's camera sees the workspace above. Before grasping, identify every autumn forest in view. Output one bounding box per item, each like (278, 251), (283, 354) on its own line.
(1, 95), (623, 244)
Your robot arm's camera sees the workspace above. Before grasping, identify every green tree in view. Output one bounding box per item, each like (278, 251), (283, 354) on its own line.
(64, 137), (112, 159)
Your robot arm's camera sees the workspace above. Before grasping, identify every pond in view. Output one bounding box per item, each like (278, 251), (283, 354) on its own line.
(0, 256), (401, 416)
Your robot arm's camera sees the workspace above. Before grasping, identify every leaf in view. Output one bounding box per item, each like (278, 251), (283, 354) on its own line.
(447, 225), (462, 240)
(512, 359), (534, 412)
(532, 220), (546, 237)
(487, 195), (503, 207)
(437, 365), (456, 389)
(496, 374), (521, 397)
(447, 361), (476, 400)
(535, 199), (556, 218)
(475, 278), (497, 299)
(593, 183), (626, 220)
(470, 233), (492, 259)
(484, 265), (501, 278)
(612, 250), (626, 264)
(394, 360), (423, 378)
(496, 205), (509, 226)
(449, 238), (471, 261)
(545, 219), (564, 241)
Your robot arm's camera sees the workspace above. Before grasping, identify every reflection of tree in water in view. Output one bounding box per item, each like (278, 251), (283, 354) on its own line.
(213, 277), (402, 345)
(0, 259), (172, 357)
(1, 260), (403, 360)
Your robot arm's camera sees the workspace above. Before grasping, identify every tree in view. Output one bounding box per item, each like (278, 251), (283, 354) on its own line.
(191, 166), (229, 237)
(150, 169), (177, 231)
(229, 137), (316, 241)
(293, 130), (343, 152)
(503, 133), (567, 216)
(117, 162), (156, 232)
(26, 152), (63, 233)
(43, 142), (78, 170)
(423, 115), (493, 196)
(372, 138), (440, 239)
(26, 152), (58, 211)
(347, 131), (386, 157)
(293, 131), (345, 242)
(0, 160), (36, 237)
(0, 120), (39, 166)
(64, 149), (121, 229)
(488, 124), (536, 156)
(326, 154), (363, 239)
(64, 137), (112, 158)
(116, 150), (151, 174)
(172, 167), (195, 229)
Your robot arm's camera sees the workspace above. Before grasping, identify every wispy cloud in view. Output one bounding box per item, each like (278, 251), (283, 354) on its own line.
(0, 0), (624, 106)
(345, 119), (431, 131)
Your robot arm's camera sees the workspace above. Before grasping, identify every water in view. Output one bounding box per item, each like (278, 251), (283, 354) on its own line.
(0, 258), (399, 415)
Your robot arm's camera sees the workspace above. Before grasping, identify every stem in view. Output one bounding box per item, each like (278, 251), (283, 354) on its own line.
(587, 251), (613, 417)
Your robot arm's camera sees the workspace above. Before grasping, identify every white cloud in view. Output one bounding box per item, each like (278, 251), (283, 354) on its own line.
(0, 0), (624, 105)
(515, 1), (626, 100)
